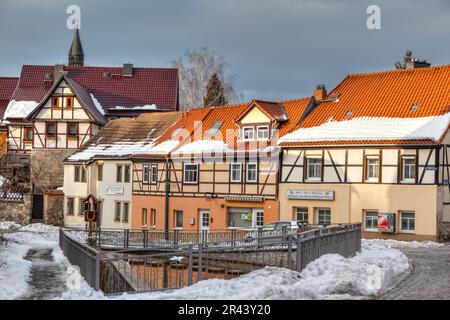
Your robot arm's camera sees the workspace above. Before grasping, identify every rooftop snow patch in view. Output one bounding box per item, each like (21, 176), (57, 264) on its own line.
(172, 140), (233, 155)
(113, 105), (157, 110)
(4, 100), (39, 118)
(90, 94), (105, 116)
(278, 114), (450, 144)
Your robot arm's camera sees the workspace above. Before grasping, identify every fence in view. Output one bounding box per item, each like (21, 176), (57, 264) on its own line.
(60, 223), (361, 295)
(0, 187), (24, 202)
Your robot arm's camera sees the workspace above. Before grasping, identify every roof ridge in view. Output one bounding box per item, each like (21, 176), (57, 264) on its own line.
(280, 96), (311, 104)
(348, 64), (450, 78)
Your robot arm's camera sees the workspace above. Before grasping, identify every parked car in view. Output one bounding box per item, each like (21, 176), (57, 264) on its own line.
(243, 220), (308, 243)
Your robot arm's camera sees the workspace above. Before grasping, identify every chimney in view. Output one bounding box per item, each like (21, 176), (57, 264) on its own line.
(406, 58), (431, 69)
(313, 84), (327, 101)
(54, 64), (65, 74)
(123, 63), (133, 76)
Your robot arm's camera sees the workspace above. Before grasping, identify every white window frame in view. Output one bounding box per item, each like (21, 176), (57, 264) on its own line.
(365, 156), (380, 182)
(295, 207), (309, 223)
(174, 210), (183, 229)
(402, 156), (416, 183)
(246, 162), (258, 183)
(151, 164), (158, 184)
(151, 208), (156, 228)
(114, 201), (121, 221)
(142, 165), (149, 184)
(364, 210), (378, 231)
(116, 165), (123, 183)
(124, 165), (131, 183)
(122, 202), (129, 223)
(242, 126), (255, 141)
(316, 208), (331, 227)
(183, 163), (199, 184)
(230, 163), (242, 182)
(306, 157), (322, 181)
(142, 208), (148, 227)
(400, 211), (415, 233)
(257, 125), (269, 140)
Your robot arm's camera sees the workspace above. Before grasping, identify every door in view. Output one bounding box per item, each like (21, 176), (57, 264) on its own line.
(32, 194), (44, 220)
(199, 209), (210, 231)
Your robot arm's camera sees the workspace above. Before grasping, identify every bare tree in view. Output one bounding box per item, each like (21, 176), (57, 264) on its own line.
(171, 47), (241, 109)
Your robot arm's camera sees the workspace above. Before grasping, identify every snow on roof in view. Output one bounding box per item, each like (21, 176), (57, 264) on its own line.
(4, 100), (38, 119)
(90, 94), (105, 116)
(278, 114), (450, 144)
(113, 105), (157, 110)
(172, 140), (232, 155)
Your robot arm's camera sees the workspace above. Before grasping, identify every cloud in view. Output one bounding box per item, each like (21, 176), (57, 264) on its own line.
(0, 0), (449, 101)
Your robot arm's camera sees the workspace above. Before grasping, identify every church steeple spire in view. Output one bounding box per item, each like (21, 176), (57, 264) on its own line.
(68, 29), (84, 66)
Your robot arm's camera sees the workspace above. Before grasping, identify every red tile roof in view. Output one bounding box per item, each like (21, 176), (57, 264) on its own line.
(0, 77), (18, 119)
(280, 65), (450, 146)
(8, 65), (178, 119)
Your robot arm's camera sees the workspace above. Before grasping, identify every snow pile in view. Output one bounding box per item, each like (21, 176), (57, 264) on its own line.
(363, 238), (443, 249)
(0, 175), (6, 187)
(20, 223), (60, 233)
(0, 221), (22, 230)
(278, 114), (450, 144)
(90, 94), (105, 116)
(4, 100), (39, 119)
(61, 243), (409, 300)
(113, 105), (157, 110)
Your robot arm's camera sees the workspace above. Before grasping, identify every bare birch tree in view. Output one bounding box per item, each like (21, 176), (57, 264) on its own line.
(170, 47), (241, 109)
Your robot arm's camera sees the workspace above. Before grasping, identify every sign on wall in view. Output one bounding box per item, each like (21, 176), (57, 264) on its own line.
(377, 212), (395, 233)
(286, 190), (334, 201)
(106, 186), (124, 195)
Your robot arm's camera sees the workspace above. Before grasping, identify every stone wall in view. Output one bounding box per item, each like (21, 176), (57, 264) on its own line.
(0, 193), (32, 225)
(44, 190), (64, 226)
(30, 149), (74, 192)
(438, 222), (450, 242)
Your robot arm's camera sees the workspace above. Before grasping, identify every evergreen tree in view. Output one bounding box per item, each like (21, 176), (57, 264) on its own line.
(203, 73), (228, 107)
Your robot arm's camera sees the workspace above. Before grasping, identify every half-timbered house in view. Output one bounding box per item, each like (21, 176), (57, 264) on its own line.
(278, 65), (450, 241)
(62, 112), (181, 228)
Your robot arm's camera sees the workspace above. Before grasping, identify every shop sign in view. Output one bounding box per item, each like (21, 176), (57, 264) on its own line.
(287, 190), (334, 201)
(106, 186), (124, 195)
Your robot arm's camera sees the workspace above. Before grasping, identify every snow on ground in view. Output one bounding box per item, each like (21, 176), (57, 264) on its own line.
(278, 114), (450, 144)
(1, 224), (443, 300)
(0, 221), (22, 230)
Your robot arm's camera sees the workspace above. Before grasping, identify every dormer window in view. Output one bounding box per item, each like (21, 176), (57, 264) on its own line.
(257, 126), (269, 140)
(242, 127), (254, 141)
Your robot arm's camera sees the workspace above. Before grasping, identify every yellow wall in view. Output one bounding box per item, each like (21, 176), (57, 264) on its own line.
(240, 107), (271, 124)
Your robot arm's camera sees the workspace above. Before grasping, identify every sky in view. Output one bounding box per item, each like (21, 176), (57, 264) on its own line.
(1, 0), (450, 103)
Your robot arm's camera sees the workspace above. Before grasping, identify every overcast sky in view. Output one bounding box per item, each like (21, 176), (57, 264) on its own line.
(1, 0), (450, 103)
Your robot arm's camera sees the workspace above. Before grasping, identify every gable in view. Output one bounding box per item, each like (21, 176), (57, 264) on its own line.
(239, 106), (271, 124)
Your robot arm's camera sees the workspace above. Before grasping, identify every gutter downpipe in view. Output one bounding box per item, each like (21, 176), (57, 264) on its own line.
(164, 156), (170, 240)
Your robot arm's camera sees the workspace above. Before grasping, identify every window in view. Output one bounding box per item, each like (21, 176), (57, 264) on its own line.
(205, 121), (223, 137)
(365, 156), (380, 181)
(142, 165), (149, 184)
(67, 197), (74, 215)
(67, 123), (78, 138)
(317, 209), (331, 227)
(174, 210), (183, 228)
(151, 209), (156, 227)
(65, 97), (74, 109)
(228, 208), (252, 228)
(295, 207), (309, 223)
(115, 202), (121, 221)
(97, 164), (103, 182)
(122, 202), (129, 222)
(51, 97), (60, 109)
(142, 208), (148, 226)
(402, 156), (416, 182)
(246, 163), (257, 183)
(400, 212), (415, 233)
(183, 163), (198, 184)
(124, 165), (131, 183)
(78, 198), (85, 215)
(116, 165), (123, 182)
(257, 126), (269, 140)
(74, 165), (86, 183)
(256, 211), (264, 227)
(24, 128), (33, 142)
(306, 157), (322, 180)
(46, 122), (56, 137)
(230, 163), (242, 182)
(200, 210), (210, 228)
(151, 164), (158, 184)
(242, 127), (254, 141)
(364, 210), (378, 230)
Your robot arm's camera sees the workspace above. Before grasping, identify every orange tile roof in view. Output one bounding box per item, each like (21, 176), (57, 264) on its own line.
(281, 65), (450, 146)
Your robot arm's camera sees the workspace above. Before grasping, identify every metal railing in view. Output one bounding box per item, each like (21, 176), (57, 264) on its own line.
(60, 223), (361, 295)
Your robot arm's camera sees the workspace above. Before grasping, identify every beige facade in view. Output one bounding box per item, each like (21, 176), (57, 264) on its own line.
(280, 145), (448, 241)
(63, 160), (132, 229)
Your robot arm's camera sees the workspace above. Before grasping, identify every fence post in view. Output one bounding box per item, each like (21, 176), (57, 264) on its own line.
(95, 251), (101, 291)
(97, 227), (101, 246)
(188, 245), (193, 286)
(231, 229), (236, 248)
(296, 235), (302, 272)
(344, 226), (349, 257)
(198, 243), (203, 281)
(257, 227), (262, 246)
(316, 229), (321, 259)
(173, 229), (179, 248)
(287, 235), (293, 269)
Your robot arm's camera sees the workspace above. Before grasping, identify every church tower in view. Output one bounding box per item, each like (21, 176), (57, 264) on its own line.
(68, 29), (84, 66)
